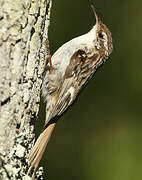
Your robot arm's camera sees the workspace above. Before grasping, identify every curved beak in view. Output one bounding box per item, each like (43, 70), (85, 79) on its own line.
(91, 5), (100, 26)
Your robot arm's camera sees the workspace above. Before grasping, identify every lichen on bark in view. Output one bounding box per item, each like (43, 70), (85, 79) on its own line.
(0, 0), (52, 179)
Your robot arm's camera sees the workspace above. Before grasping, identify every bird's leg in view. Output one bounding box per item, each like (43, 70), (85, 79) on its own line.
(42, 39), (53, 73)
(42, 54), (53, 73)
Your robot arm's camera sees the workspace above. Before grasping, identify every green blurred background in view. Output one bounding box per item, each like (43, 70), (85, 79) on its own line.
(37, 0), (142, 179)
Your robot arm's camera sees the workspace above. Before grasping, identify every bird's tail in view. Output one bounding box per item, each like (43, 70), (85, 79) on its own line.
(27, 122), (56, 179)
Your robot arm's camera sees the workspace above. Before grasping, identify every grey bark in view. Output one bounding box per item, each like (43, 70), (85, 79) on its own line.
(0, 0), (52, 179)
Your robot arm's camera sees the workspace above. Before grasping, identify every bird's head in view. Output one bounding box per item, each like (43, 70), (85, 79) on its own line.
(91, 5), (113, 59)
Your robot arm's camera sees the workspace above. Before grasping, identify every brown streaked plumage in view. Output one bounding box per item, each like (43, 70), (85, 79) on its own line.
(28, 5), (113, 179)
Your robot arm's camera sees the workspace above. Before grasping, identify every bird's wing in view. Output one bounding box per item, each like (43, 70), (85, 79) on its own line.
(44, 76), (76, 126)
(44, 48), (99, 127)
(44, 49), (87, 126)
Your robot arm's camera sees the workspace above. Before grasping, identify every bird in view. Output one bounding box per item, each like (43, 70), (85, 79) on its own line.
(27, 5), (113, 179)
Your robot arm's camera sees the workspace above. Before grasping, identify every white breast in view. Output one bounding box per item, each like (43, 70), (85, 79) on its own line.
(51, 25), (97, 78)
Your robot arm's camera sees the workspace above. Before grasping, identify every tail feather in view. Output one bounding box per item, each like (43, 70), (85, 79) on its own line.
(27, 123), (56, 179)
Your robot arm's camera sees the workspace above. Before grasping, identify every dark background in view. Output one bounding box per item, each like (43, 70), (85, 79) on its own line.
(37, 0), (142, 179)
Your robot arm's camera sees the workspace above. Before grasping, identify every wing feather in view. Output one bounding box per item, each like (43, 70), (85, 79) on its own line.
(44, 49), (99, 126)
(44, 77), (76, 126)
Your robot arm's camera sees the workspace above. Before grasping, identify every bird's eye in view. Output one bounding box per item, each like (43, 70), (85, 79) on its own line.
(98, 32), (104, 39)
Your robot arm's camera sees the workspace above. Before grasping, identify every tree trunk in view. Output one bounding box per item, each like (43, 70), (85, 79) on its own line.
(0, 0), (52, 179)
